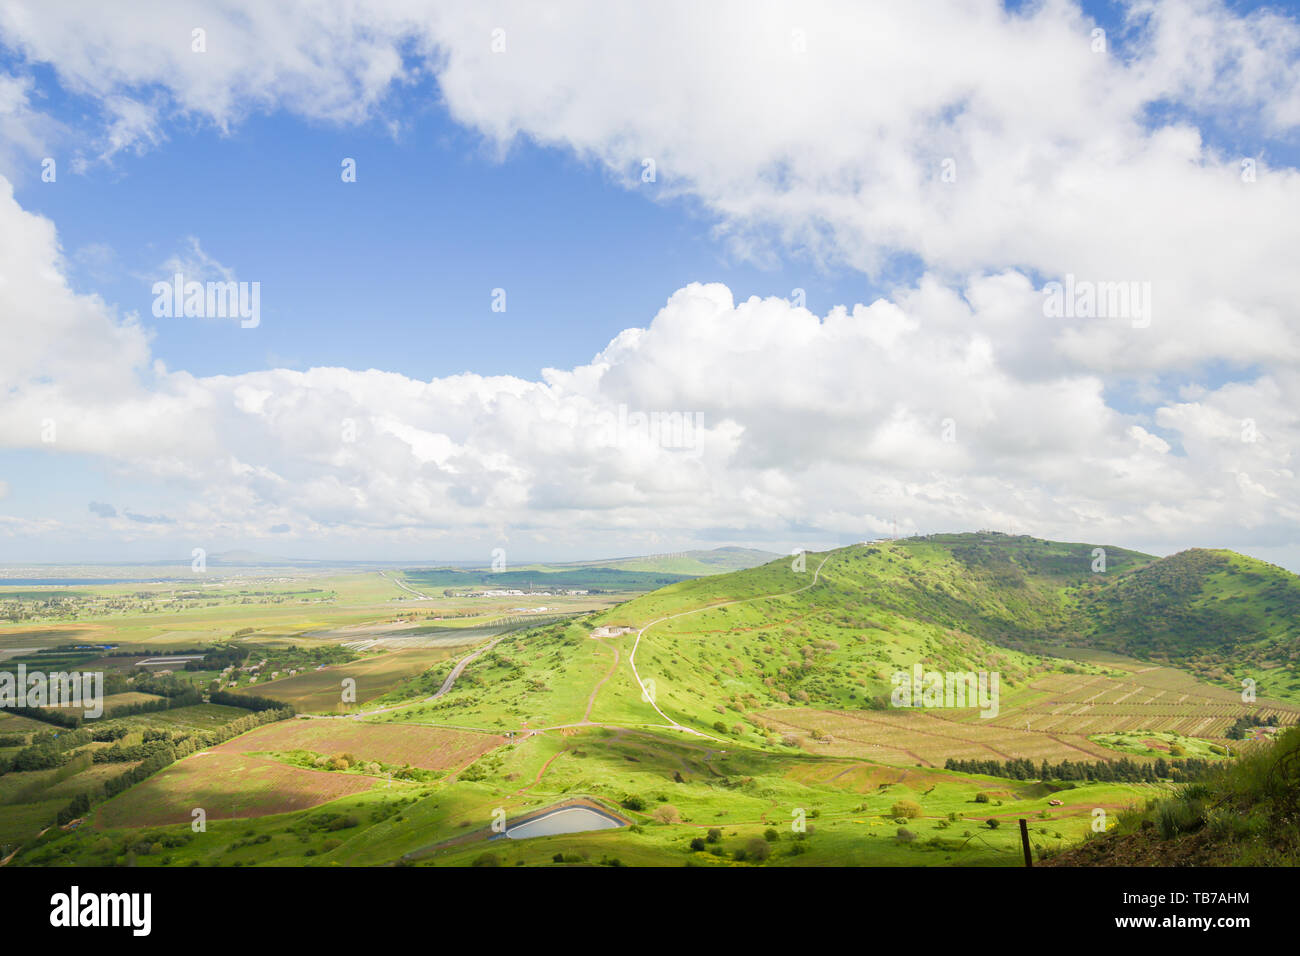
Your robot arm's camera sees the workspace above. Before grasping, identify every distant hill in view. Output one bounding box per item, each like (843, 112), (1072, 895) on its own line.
(550, 546), (780, 575)
(1071, 548), (1300, 686)
(401, 566), (694, 593)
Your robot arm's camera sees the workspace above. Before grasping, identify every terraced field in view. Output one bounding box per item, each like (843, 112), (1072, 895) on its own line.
(757, 652), (1300, 767)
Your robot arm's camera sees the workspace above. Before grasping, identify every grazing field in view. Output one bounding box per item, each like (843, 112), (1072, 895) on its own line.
(94, 751), (378, 828)
(217, 720), (503, 771)
(0, 799), (64, 847)
(104, 703), (253, 731)
(240, 646), (457, 713)
(1088, 731), (1229, 760)
(0, 710), (54, 737)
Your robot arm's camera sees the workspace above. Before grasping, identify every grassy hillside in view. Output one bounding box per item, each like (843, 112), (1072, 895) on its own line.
(1046, 725), (1300, 866)
(9, 531), (1300, 869)
(1070, 549), (1300, 696)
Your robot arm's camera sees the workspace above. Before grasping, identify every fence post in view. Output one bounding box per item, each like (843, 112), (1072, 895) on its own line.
(1019, 818), (1033, 868)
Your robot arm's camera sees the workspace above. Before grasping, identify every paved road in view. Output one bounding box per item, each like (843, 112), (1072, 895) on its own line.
(379, 569), (430, 600)
(300, 632), (511, 721)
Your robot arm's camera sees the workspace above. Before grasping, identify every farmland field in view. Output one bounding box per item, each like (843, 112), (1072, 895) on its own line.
(216, 719), (503, 771)
(93, 752), (379, 828)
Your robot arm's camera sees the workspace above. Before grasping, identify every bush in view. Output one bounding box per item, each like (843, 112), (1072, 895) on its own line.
(621, 795), (646, 812)
(891, 799), (922, 819)
(472, 852), (501, 867)
(652, 804), (682, 825)
(1155, 795), (1206, 840)
(985, 818), (1000, 829)
(896, 828), (916, 842)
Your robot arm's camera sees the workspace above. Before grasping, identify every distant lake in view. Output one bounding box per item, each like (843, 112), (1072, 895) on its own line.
(0, 578), (182, 586)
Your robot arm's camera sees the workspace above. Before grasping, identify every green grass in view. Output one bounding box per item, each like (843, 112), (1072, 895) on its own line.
(8, 533), (1300, 867)
(1089, 731), (1230, 760)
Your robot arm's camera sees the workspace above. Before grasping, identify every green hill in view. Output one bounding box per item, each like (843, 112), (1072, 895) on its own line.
(1070, 548), (1300, 693)
(592, 532), (1300, 714)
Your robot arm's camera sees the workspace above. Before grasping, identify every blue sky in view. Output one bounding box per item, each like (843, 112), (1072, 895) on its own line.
(14, 69), (874, 384)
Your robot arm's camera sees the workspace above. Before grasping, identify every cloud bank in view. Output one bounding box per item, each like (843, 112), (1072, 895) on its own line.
(0, 1), (1297, 562)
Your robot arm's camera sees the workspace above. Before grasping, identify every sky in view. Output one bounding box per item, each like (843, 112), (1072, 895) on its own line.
(1, 0), (1300, 569)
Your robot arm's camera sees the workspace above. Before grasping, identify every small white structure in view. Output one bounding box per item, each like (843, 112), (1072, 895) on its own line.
(590, 626), (635, 638)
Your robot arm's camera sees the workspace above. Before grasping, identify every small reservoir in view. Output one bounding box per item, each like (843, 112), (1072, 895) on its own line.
(503, 805), (625, 840)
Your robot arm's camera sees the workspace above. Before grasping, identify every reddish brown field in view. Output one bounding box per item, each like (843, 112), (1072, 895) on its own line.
(215, 719), (503, 771)
(94, 752), (375, 828)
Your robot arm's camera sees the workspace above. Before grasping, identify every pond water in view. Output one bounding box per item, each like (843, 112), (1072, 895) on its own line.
(504, 806), (624, 840)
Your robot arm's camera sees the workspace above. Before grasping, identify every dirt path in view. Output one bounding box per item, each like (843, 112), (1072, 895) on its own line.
(627, 554), (832, 741)
(298, 632), (512, 723)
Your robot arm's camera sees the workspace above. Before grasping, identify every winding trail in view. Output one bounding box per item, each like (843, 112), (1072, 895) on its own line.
(625, 554), (832, 741)
(305, 554), (832, 748)
(300, 633), (510, 721)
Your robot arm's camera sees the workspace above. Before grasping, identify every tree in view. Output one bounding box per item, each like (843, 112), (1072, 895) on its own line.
(986, 818), (1000, 829)
(706, 828), (721, 843)
(652, 804), (681, 824)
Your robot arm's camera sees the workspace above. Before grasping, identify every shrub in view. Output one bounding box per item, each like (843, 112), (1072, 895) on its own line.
(652, 804), (682, 824)
(891, 799), (922, 819)
(1155, 795), (1206, 840)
